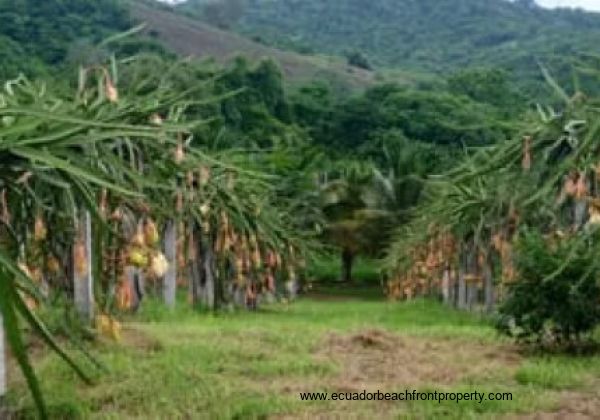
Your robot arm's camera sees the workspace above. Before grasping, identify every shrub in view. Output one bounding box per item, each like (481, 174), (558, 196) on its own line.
(346, 51), (372, 70)
(497, 230), (600, 349)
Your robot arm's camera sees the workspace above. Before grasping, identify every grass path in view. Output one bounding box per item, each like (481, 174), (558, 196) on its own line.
(7, 294), (600, 419)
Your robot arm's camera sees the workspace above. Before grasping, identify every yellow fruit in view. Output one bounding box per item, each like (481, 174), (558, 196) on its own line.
(128, 248), (148, 268)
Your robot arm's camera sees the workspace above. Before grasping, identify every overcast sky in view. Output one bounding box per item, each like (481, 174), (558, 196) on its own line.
(536, 0), (600, 11)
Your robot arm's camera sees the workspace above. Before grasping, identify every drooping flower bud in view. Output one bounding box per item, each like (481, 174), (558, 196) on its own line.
(131, 224), (146, 247)
(150, 113), (164, 126)
(47, 255), (61, 274)
(522, 136), (532, 171)
(175, 142), (185, 164)
(149, 252), (169, 278)
(99, 189), (108, 219)
(74, 241), (88, 277)
(574, 171), (588, 199)
(144, 218), (160, 246)
(34, 214), (47, 241)
(199, 166), (211, 186)
(105, 75), (119, 103)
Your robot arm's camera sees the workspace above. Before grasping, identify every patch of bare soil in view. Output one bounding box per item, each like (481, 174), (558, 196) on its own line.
(119, 326), (164, 353)
(270, 329), (522, 420)
(316, 329), (521, 391)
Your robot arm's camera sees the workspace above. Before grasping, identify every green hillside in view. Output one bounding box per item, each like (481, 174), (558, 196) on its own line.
(0, 0), (377, 91)
(130, 1), (376, 91)
(178, 0), (600, 93)
(4, 0), (600, 95)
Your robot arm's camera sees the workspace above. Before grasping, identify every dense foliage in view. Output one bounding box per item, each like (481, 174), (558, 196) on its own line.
(324, 83), (517, 151)
(497, 230), (600, 347)
(0, 0), (131, 78)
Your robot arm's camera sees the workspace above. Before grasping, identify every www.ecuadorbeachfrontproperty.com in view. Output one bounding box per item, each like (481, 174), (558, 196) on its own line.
(300, 390), (512, 403)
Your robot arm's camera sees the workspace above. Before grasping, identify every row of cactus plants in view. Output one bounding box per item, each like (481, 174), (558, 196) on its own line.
(0, 53), (312, 417)
(384, 68), (600, 317)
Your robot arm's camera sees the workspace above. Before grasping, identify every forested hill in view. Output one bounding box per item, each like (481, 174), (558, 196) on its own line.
(178, 0), (600, 88)
(0, 0), (131, 79)
(0, 0), (375, 90)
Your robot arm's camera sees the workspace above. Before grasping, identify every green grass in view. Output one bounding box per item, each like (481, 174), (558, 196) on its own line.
(515, 356), (600, 390)
(7, 298), (600, 419)
(400, 385), (553, 420)
(305, 254), (385, 300)
(307, 254), (382, 285)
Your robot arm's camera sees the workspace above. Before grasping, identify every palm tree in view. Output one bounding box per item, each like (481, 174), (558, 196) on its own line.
(319, 163), (397, 282)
